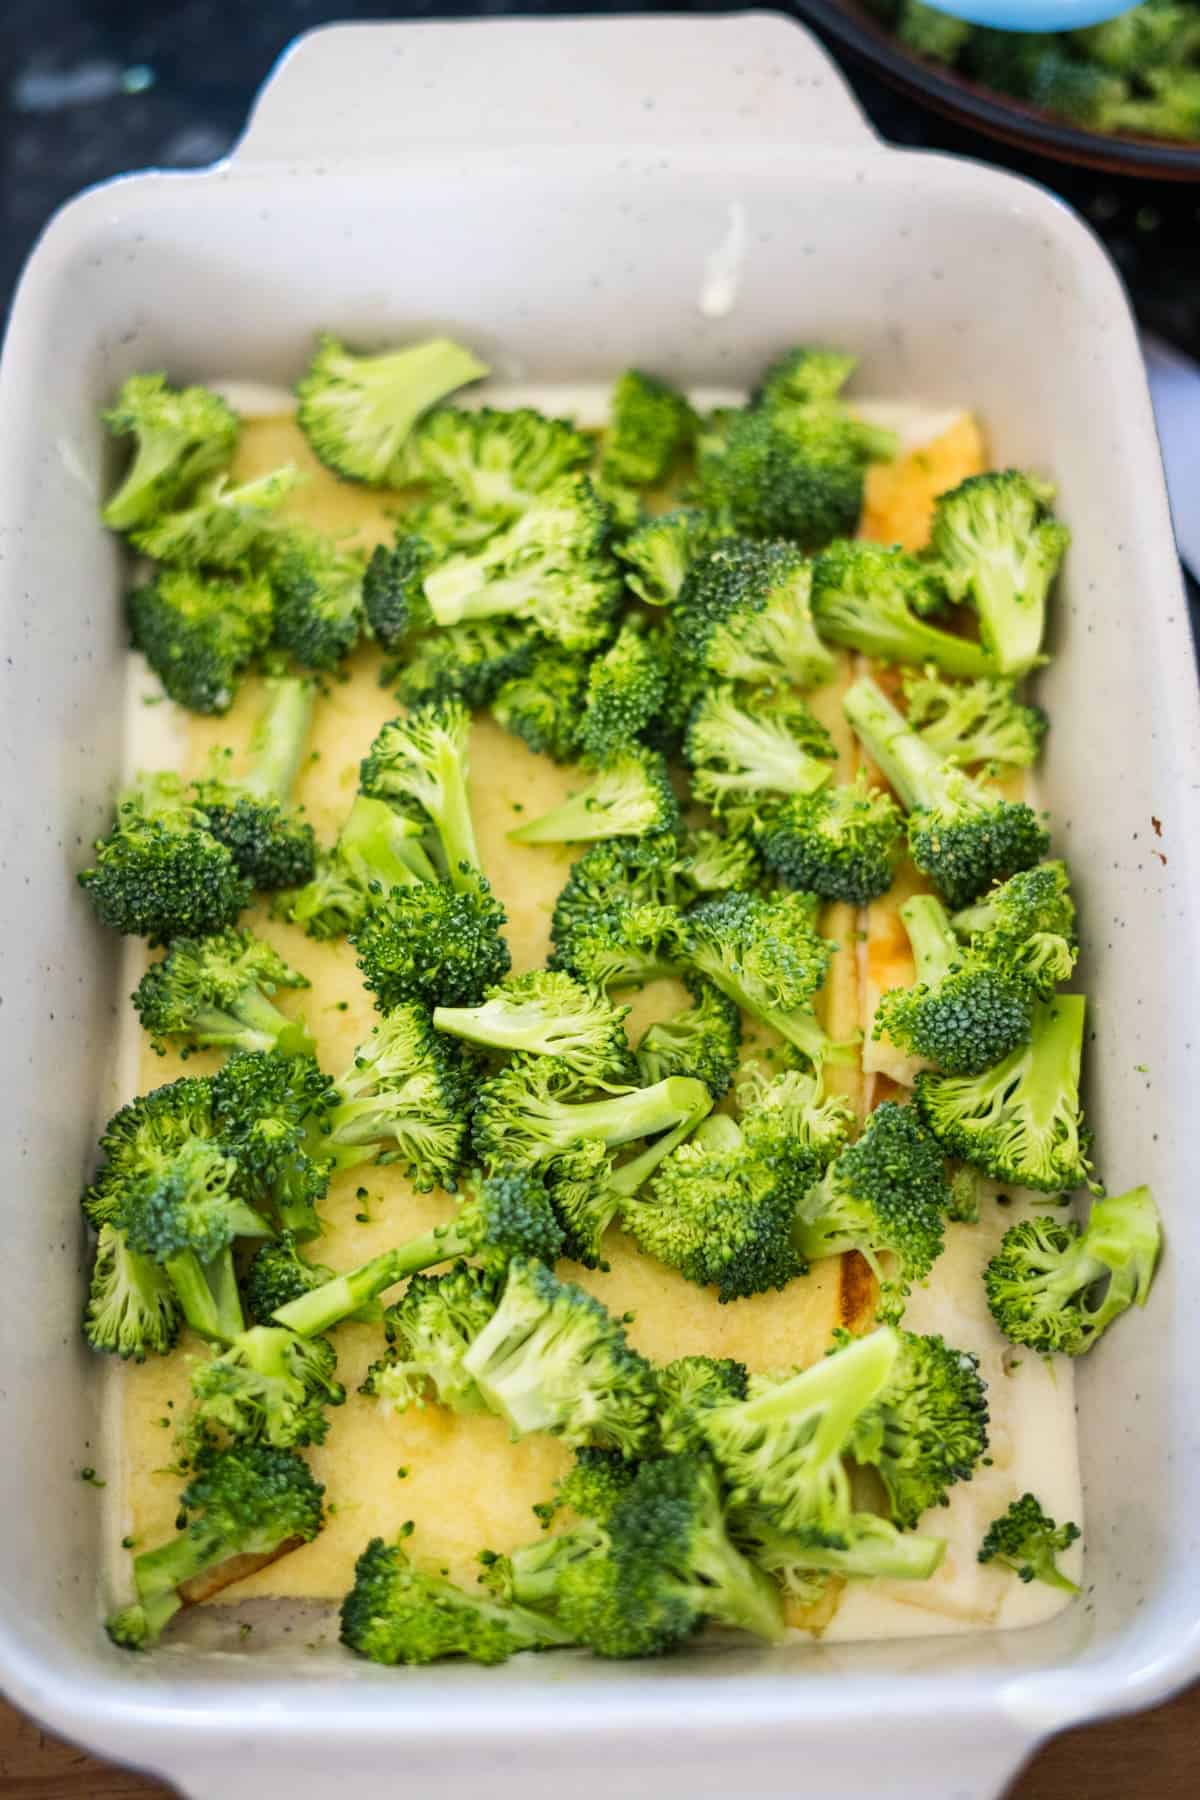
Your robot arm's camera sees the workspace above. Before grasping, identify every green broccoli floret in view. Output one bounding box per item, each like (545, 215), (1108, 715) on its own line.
(244, 1232), (381, 1328)
(844, 675), (1049, 908)
(915, 995), (1094, 1192)
(210, 1049), (336, 1239)
(339, 1528), (572, 1666)
(360, 1262), (500, 1417)
(737, 1064), (855, 1198)
(686, 888), (840, 1069)
(184, 1325), (344, 1451)
(102, 372), (238, 533)
(295, 333), (488, 485)
(395, 620), (539, 709)
(133, 927), (313, 1059)
(849, 1329), (989, 1529)
(106, 1444), (324, 1650)
(600, 370), (695, 489)
(478, 1514), (610, 1610)
(684, 682), (835, 816)
(791, 1100), (949, 1320)
(673, 539), (836, 697)
(423, 475), (621, 650)
(128, 567), (274, 714)
(289, 794), (437, 941)
(902, 670), (1047, 770)
(978, 1493), (1080, 1592)
(617, 508), (727, 607)
(754, 772), (905, 904)
(129, 466), (301, 569)
(267, 526), (364, 670)
(460, 1257), (659, 1455)
(874, 894), (1034, 1076)
(983, 1185), (1161, 1356)
(84, 1224), (181, 1362)
(549, 830), (685, 964)
(433, 970), (633, 1085)
(359, 699), (484, 885)
(657, 1355), (750, 1455)
(406, 404), (591, 520)
(928, 472), (1069, 676)
(950, 861), (1078, 998)
(360, 532), (431, 654)
(190, 675), (318, 890)
(353, 873), (511, 1012)
(509, 747), (678, 845)
(811, 540), (993, 677)
(635, 975), (742, 1099)
(578, 617), (670, 763)
(678, 827), (762, 895)
(78, 772), (251, 943)
(490, 642), (590, 761)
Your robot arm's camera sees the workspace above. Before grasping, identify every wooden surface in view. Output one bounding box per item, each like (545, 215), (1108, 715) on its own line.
(1, 1681), (1198, 1796)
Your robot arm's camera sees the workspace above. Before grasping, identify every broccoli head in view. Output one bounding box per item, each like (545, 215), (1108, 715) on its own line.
(755, 771), (905, 905)
(635, 975), (742, 1099)
(902, 670), (1047, 771)
(102, 372), (238, 533)
(190, 675), (318, 890)
(657, 1356), (750, 1455)
(677, 826), (763, 896)
(600, 370), (695, 489)
(578, 617), (670, 764)
(353, 873), (511, 1012)
(812, 540), (994, 678)
(210, 1049), (336, 1240)
(849, 1329), (989, 1528)
(244, 1232), (381, 1328)
(617, 508), (727, 607)
(360, 530), (431, 654)
(184, 1325), (344, 1451)
(951, 861), (1078, 998)
(289, 794), (436, 942)
(129, 465), (300, 570)
(736, 1064), (854, 1200)
(267, 526), (364, 671)
(684, 682), (835, 816)
(686, 888), (840, 1069)
(295, 333), (488, 485)
(673, 539), (836, 697)
(406, 403), (591, 520)
(433, 970), (633, 1085)
(490, 642), (590, 762)
(874, 894), (1034, 1076)
(929, 470), (1069, 676)
(128, 567), (274, 715)
(395, 620), (539, 710)
(133, 927), (313, 1059)
(78, 772), (251, 944)
(84, 1224), (180, 1362)
(509, 747), (679, 846)
(360, 700), (482, 883)
(978, 1493), (1079, 1592)
(361, 1262), (500, 1417)
(319, 1003), (474, 1190)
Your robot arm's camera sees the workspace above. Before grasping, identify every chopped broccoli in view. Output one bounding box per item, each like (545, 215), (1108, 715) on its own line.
(289, 794), (437, 941)
(791, 1100), (949, 1320)
(295, 333), (488, 485)
(128, 567), (274, 715)
(478, 1513), (609, 1611)
(951, 861), (1078, 998)
(318, 1003), (474, 1190)
(657, 1355), (750, 1455)
(361, 1262), (500, 1417)
(84, 1223), (180, 1362)
(915, 995), (1094, 1192)
(395, 620), (539, 709)
(106, 1444), (324, 1649)
(78, 771), (251, 943)
(509, 747), (679, 845)
(874, 893), (1034, 1075)
(754, 772), (905, 905)
(578, 617), (670, 763)
(686, 888), (840, 1069)
(684, 682), (835, 815)
(678, 826), (763, 895)
(737, 1064), (855, 1196)
(929, 472), (1069, 675)
(599, 370), (695, 489)
(673, 539), (836, 697)
(433, 970), (633, 1085)
(190, 676), (317, 891)
(902, 670), (1047, 770)
(129, 466), (301, 569)
(268, 526), (364, 671)
(490, 641), (590, 761)
(361, 532), (432, 654)
(360, 700), (482, 885)
(844, 674), (1048, 908)
(549, 833), (689, 990)
(184, 1325), (344, 1451)
(811, 540), (994, 677)
(983, 1185), (1161, 1355)
(635, 975), (742, 1099)
(423, 474), (621, 650)
(354, 872), (511, 1012)
(102, 372), (238, 533)
(133, 927), (314, 1058)
(978, 1493), (1080, 1592)
(617, 508), (727, 607)
(406, 404), (591, 520)
(210, 1049), (336, 1239)
(849, 1329), (989, 1528)
(244, 1232), (381, 1328)
(533, 1446), (641, 1533)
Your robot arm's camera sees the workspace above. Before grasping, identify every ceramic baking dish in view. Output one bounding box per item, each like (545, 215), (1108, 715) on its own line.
(1, 13), (1197, 1798)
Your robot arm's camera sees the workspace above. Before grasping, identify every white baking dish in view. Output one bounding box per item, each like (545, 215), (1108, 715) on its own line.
(1, 13), (1197, 1797)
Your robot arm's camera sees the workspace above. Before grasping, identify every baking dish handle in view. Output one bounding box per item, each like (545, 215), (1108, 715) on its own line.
(232, 12), (876, 165)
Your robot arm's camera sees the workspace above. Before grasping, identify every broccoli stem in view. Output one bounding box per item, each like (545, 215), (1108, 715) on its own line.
(164, 1244), (250, 1341)
(426, 736), (481, 886)
(237, 678), (314, 803)
(272, 1224), (478, 1338)
(191, 992), (311, 1057)
(843, 676), (948, 813)
(605, 1084), (715, 1200)
(1015, 995), (1087, 1149)
(900, 895), (960, 988)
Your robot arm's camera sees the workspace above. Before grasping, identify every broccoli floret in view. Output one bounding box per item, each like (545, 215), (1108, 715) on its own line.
(677, 826), (762, 895)
(509, 747), (678, 845)
(102, 372), (238, 533)
(106, 1444), (324, 1650)
(578, 617), (670, 763)
(128, 567), (274, 715)
(478, 1514), (610, 1610)
(423, 475), (621, 650)
(133, 927), (313, 1059)
(915, 995), (1093, 1193)
(244, 1232), (381, 1328)
(210, 1049), (336, 1240)
(844, 675), (1048, 908)
(395, 620), (539, 709)
(361, 532), (431, 654)
(599, 370), (695, 489)
(289, 794), (437, 941)
(267, 526), (364, 671)
(433, 970), (633, 1085)
(978, 1493), (1080, 1592)
(460, 1257), (658, 1455)
(184, 1325), (344, 1451)
(548, 834), (689, 991)
(406, 404), (591, 520)
(791, 1100), (949, 1321)
(754, 772), (905, 905)
(78, 772), (251, 944)
(751, 346), (867, 413)
(617, 508), (727, 607)
(129, 466), (301, 569)
(361, 1262), (500, 1417)
(635, 975), (742, 1099)
(532, 1447), (641, 1535)
(736, 1506), (945, 1602)
(811, 540), (993, 677)
(902, 670), (1047, 770)
(928, 472), (1069, 676)
(490, 642), (590, 762)
(983, 1185), (1161, 1356)
(339, 1529), (572, 1666)
(684, 682), (835, 815)
(360, 701), (484, 889)
(191, 675), (318, 890)
(84, 1223), (181, 1361)
(353, 869), (511, 1012)
(874, 894), (1034, 1076)
(316, 1003), (474, 1191)
(657, 1356), (750, 1455)
(673, 539), (836, 696)
(951, 861), (1078, 998)
(686, 888), (839, 1069)
(295, 333), (488, 485)
(737, 1064), (855, 1197)
(849, 1329), (989, 1529)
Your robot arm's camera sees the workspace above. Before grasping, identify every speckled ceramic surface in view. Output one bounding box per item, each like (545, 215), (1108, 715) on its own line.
(0, 15), (1197, 1800)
